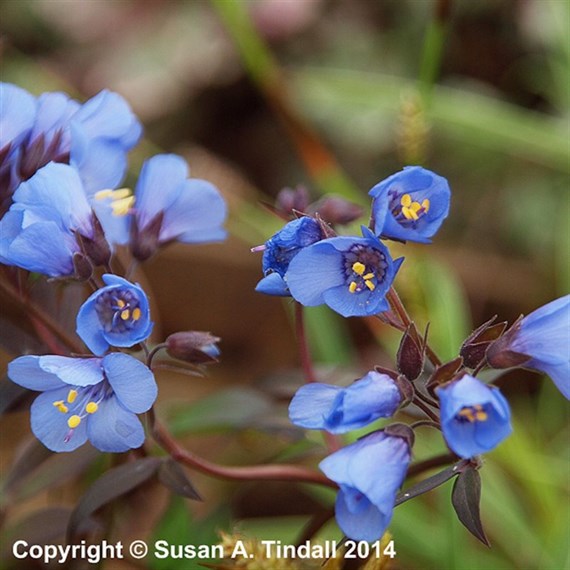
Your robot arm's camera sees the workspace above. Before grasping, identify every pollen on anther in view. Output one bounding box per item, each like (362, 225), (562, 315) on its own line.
(116, 299), (126, 308)
(422, 198), (430, 212)
(67, 415), (81, 429)
(349, 281), (358, 293)
(86, 402), (99, 414)
(67, 389), (78, 403)
(400, 194), (413, 208)
(132, 307), (141, 321)
(365, 280), (376, 291)
(120, 309), (131, 321)
(363, 272), (375, 280)
(352, 262), (366, 275)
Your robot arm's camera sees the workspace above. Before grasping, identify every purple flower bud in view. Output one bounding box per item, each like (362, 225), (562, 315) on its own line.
(166, 331), (221, 364)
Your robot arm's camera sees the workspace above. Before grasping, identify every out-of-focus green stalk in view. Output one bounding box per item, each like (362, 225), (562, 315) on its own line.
(419, 0), (451, 104)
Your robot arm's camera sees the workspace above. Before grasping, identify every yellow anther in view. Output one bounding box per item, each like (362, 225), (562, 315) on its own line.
(120, 309), (131, 321)
(422, 198), (430, 212)
(111, 196), (135, 217)
(53, 401), (69, 413)
(457, 408), (475, 422)
(365, 280), (376, 291)
(132, 307), (141, 321)
(400, 193), (413, 208)
(111, 188), (132, 200)
(94, 189), (114, 200)
(67, 389), (78, 403)
(352, 262), (366, 275)
(402, 206), (419, 221)
(457, 405), (487, 423)
(349, 281), (358, 294)
(475, 410), (488, 421)
(116, 299), (126, 308)
(410, 201), (422, 213)
(67, 415), (81, 429)
(363, 272), (375, 280)
(86, 402), (98, 414)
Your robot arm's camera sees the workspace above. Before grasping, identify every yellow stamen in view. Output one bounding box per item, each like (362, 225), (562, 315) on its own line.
(86, 402), (98, 414)
(363, 273), (375, 280)
(365, 280), (376, 291)
(94, 189), (114, 200)
(457, 405), (488, 423)
(348, 281), (358, 293)
(402, 206), (419, 221)
(410, 201), (422, 213)
(53, 400), (68, 413)
(111, 196), (135, 217)
(67, 389), (78, 404)
(67, 415), (81, 429)
(475, 410), (488, 421)
(116, 299), (126, 308)
(110, 188), (132, 200)
(120, 309), (130, 321)
(400, 193), (412, 208)
(422, 198), (430, 212)
(352, 262), (366, 276)
(132, 307), (141, 321)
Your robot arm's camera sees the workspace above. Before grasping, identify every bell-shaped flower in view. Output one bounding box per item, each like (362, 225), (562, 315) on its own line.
(8, 352), (157, 453)
(369, 166), (450, 244)
(76, 274), (153, 356)
(0, 83), (141, 210)
(289, 371), (401, 434)
(320, 430), (411, 541)
(0, 162), (109, 277)
(255, 216), (324, 296)
(123, 154), (226, 261)
(486, 295), (570, 399)
(437, 374), (512, 459)
(286, 227), (403, 317)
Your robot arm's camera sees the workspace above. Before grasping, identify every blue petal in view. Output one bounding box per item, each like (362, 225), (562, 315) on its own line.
(32, 92), (77, 138)
(5, 221), (77, 276)
(335, 489), (388, 542)
(341, 372), (400, 424)
(76, 295), (109, 356)
(323, 285), (384, 317)
(288, 383), (343, 430)
(286, 241), (345, 306)
(87, 395), (145, 452)
(134, 154), (188, 229)
(38, 356), (103, 387)
(0, 210), (25, 264)
(0, 83), (36, 149)
(255, 273), (290, 296)
(103, 353), (157, 413)
(8, 356), (67, 391)
(438, 375), (499, 421)
(30, 387), (88, 452)
(161, 179), (227, 244)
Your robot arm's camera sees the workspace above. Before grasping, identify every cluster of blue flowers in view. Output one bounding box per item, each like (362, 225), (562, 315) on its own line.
(255, 168), (569, 542)
(1, 83), (227, 453)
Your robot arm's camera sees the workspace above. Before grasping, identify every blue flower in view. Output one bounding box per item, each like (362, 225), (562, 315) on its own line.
(7, 353), (157, 453)
(437, 374), (512, 459)
(369, 166), (451, 243)
(76, 274), (153, 355)
(0, 83), (141, 209)
(123, 154), (227, 260)
(289, 371), (401, 433)
(320, 430), (411, 541)
(487, 295), (570, 399)
(255, 217), (324, 296)
(0, 162), (107, 277)
(286, 227), (403, 317)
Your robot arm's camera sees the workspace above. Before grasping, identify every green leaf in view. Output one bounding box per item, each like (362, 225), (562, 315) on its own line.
(167, 388), (273, 435)
(451, 467), (490, 547)
(67, 457), (161, 541)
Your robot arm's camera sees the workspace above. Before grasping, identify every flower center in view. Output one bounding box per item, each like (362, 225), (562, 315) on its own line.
(389, 191), (430, 225)
(51, 384), (109, 442)
(344, 245), (387, 294)
(95, 289), (142, 333)
(456, 404), (488, 423)
(94, 188), (135, 217)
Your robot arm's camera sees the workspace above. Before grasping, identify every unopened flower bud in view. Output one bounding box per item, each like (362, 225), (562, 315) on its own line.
(397, 324), (425, 380)
(307, 196), (364, 225)
(72, 252), (93, 281)
(166, 331), (221, 364)
(275, 185), (310, 217)
(131, 212), (164, 262)
(77, 214), (111, 267)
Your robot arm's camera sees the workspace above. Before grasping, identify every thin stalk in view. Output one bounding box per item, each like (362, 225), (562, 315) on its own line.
(406, 451), (458, 478)
(413, 396), (440, 423)
(151, 414), (337, 489)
